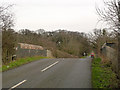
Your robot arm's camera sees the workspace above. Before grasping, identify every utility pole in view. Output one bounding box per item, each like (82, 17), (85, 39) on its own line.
(118, 1), (120, 87)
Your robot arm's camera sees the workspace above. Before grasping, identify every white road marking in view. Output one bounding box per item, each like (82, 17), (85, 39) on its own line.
(9, 80), (27, 90)
(41, 61), (59, 72)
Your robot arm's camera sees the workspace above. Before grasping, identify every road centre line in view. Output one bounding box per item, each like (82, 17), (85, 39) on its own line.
(9, 61), (59, 89)
(9, 80), (27, 90)
(41, 61), (59, 72)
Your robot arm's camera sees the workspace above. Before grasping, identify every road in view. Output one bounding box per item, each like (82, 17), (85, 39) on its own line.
(3, 57), (92, 89)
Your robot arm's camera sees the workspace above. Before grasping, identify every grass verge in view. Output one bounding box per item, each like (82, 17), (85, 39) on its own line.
(92, 57), (118, 88)
(1, 56), (49, 72)
(81, 56), (87, 58)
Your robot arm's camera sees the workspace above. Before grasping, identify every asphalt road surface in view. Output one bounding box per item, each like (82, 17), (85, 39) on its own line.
(3, 57), (92, 88)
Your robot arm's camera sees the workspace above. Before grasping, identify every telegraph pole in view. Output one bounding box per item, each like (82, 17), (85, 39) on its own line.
(118, 1), (120, 87)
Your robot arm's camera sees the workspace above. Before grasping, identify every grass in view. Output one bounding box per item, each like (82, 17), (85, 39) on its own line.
(1, 56), (49, 72)
(81, 56), (87, 58)
(92, 57), (118, 88)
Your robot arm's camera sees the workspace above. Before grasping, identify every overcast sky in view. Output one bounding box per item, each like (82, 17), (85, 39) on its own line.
(1, 0), (104, 32)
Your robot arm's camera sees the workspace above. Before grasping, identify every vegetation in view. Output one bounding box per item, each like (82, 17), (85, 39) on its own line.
(1, 4), (117, 65)
(95, 0), (120, 86)
(0, 5), (91, 63)
(92, 57), (118, 88)
(88, 28), (117, 54)
(0, 5), (17, 64)
(1, 1), (120, 88)
(17, 29), (90, 58)
(2, 25), (92, 64)
(1, 56), (48, 72)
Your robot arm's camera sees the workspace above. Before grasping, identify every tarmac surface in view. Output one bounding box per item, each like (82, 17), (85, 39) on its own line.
(3, 57), (92, 88)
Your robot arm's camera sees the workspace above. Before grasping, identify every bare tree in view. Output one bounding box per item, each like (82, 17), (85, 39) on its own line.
(96, 0), (120, 83)
(0, 5), (16, 64)
(0, 5), (14, 30)
(96, 0), (120, 32)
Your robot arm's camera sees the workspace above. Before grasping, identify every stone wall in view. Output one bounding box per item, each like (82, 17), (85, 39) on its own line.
(15, 43), (52, 58)
(106, 46), (118, 72)
(16, 48), (47, 58)
(101, 43), (118, 73)
(46, 50), (53, 57)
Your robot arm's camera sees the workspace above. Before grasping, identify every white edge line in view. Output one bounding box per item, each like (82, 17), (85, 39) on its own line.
(41, 61), (59, 72)
(9, 80), (27, 90)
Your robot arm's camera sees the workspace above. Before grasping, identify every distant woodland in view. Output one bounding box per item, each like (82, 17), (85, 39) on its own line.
(1, 5), (117, 64)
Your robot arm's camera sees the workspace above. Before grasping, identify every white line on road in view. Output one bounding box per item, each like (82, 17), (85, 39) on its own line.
(9, 80), (27, 90)
(41, 61), (59, 72)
